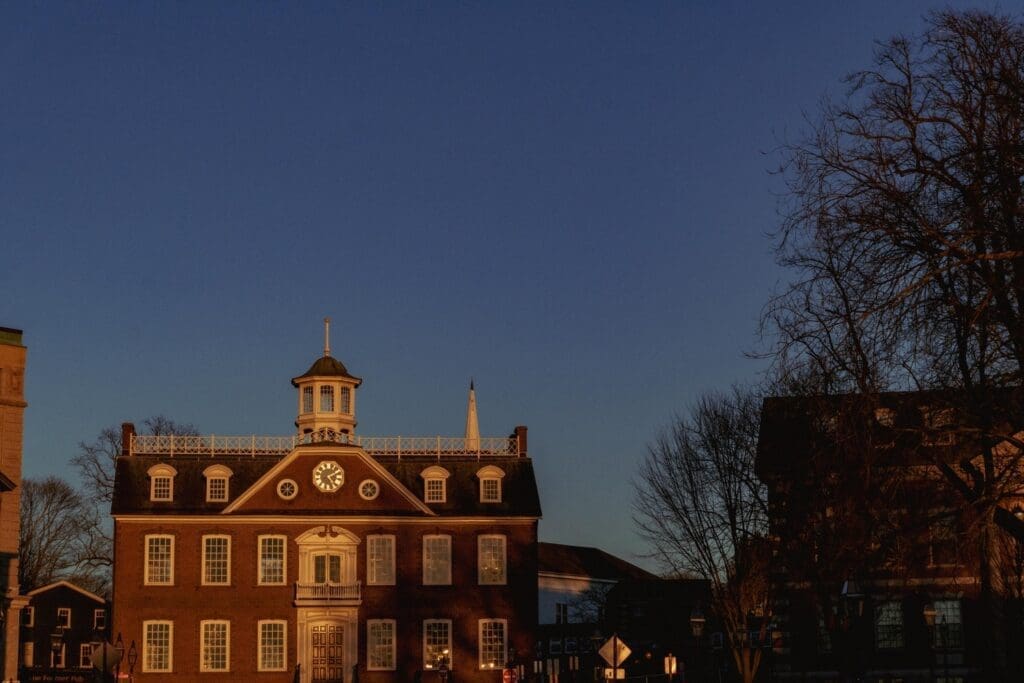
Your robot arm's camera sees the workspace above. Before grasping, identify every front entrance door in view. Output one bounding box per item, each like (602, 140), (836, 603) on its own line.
(311, 623), (345, 683)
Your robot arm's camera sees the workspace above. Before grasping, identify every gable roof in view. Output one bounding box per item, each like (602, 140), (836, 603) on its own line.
(27, 580), (105, 604)
(538, 543), (656, 581)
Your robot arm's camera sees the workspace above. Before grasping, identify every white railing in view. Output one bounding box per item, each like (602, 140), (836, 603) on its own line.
(294, 581), (361, 601)
(130, 431), (520, 458)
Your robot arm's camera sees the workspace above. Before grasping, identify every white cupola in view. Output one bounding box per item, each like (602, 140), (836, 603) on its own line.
(292, 318), (362, 435)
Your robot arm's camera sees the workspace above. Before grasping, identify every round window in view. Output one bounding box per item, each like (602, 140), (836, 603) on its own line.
(359, 479), (380, 500)
(277, 479), (298, 500)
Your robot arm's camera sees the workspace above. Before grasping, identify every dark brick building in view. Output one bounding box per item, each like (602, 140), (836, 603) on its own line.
(111, 331), (541, 682)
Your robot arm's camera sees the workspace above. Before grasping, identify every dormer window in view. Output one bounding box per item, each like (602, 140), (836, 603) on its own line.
(420, 466), (451, 504)
(320, 385), (335, 412)
(476, 466), (506, 503)
(203, 465), (234, 503)
(302, 386), (313, 413)
(148, 464), (177, 502)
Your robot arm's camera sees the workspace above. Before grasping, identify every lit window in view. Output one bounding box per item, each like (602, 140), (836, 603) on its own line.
(367, 620), (396, 670)
(57, 607), (71, 629)
(80, 644), (92, 668)
(143, 621), (173, 672)
(423, 535), (452, 585)
(302, 386), (313, 413)
(934, 599), (963, 649)
(340, 387), (352, 414)
(477, 466), (505, 503)
(22, 642), (33, 667)
(147, 464), (177, 502)
(367, 535), (396, 585)
(259, 621), (286, 671)
(202, 536), (231, 585)
(320, 385), (334, 412)
(423, 620), (452, 670)
(94, 609), (106, 630)
(421, 466), (450, 504)
(479, 619), (507, 669)
(874, 601), (904, 649)
(201, 621), (229, 672)
(22, 606), (33, 628)
(258, 536), (286, 585)
(478, 535), (507, 585)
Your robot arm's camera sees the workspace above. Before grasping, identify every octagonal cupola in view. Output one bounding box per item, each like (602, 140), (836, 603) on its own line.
(292, 318), (362, 435)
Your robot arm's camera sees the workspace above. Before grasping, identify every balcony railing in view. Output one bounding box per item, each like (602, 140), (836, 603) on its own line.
(130, 431), (520, 458)
(294, 581), (361, 602)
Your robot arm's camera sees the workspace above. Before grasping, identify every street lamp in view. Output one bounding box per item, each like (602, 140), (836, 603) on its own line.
(438, 648), (450, 683)
(127, 640), (138, 683)
(690, 607), (705, 683)
(114, 634), (125, 680)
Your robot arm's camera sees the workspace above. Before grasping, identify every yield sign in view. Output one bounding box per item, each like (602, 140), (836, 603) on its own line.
(598, 635), (631, 668)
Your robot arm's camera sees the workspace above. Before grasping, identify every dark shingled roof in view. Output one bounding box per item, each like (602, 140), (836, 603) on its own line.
(291, 355), (362, 386)
(112, 452), (542, 517)
(537, 542), (655, 580)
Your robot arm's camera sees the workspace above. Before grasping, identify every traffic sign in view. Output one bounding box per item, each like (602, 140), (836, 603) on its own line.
(598, 635), (631, 668)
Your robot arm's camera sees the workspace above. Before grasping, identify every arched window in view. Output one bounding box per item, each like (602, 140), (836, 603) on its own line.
(203, 465), (234, 502)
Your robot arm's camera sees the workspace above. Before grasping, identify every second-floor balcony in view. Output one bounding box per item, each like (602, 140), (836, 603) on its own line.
(294, 581), (362, 606)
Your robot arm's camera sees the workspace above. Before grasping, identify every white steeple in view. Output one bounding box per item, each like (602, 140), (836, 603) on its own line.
(465, 379), (480, 451)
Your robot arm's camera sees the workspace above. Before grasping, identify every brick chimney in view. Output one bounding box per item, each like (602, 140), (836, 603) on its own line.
(513, 425), (528, 456)
(121, 422), (136, 457)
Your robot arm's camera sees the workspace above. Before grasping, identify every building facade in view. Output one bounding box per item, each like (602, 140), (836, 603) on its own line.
(111, 337), (541, 682)
(0, 327), (28, 682)
(19, 581), (108, 682)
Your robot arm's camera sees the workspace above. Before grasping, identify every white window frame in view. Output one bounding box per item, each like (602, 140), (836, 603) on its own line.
(320, 385), (335, 412)
(367, 619), (397, 671)
(206, 477), (228, 502)
(145, 534), (175, 585)
(478, 535), (507, 585)
(423, 619), (453, 671)
(367, 535), (396, 586)
(302, 385), (314, 413)
(477, 466), (506, 503)
(421, 466), (450, 504)
(22, 606), (33, 628)
(200, 620), (230, 672)
(80, 643), (93, 668)
(258, 535), (287, 585)
(56, 607), (71, 629)
(258, 620), (287, 672)
(143, 620), (173, 673)
(478, 619), (508, 669)
(50, 643), (66, 668)
(93, 608), (106, 630)
(202, 535), (231, 586)
(147, 464), (177, 502)
(340, 386), (352, 414)
(423, 535), (452, 585)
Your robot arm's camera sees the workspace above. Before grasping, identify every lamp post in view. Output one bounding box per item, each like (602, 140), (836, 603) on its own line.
(50, 627), (64, 683)
(690, 607), (705, 683)
(438, 648), (450, 683)
(114, 634), (125, 681)
(126, 640), (138, 683)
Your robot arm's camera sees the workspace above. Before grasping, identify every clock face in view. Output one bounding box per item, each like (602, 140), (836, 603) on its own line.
(312, 460), (344, 492)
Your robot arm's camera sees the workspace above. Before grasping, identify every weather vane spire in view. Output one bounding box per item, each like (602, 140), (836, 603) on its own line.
(323, 317), (331, 357)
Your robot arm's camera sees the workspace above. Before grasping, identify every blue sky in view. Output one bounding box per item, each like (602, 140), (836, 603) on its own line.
(1, 1), (1001, 571)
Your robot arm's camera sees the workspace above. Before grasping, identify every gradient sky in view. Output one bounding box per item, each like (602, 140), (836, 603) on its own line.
(1, 1), (1001, 572)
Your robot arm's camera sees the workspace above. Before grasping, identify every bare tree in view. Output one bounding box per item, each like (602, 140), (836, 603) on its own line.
(764, 10), (1024, 678)
(633, 387), (768, 683)
(19, 477), (106, 595)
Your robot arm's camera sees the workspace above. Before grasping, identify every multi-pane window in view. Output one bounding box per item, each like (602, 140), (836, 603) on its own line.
(320, 385), (334, 412)
(478, 535), (507, 585)
(340, 387), (352, 414)
(934, 599), (964, 648)
(314, 554), (342, 583)
(875, 601), (904, 649)
(481, 478), (501, 503)
(425, 478), (446, 503)
(143, 621), (172, 672)
(201, 621), (229, 672)
(479, 619), (507, 669)
(207, 477), (228, 502)
(302, 386), (314, 413)
(56, 607), (71, 629)
(367, 535), (396, 585)
(94, 609), (106, 630)
(79, 644), (92, 668)
(151, 476), (173, 501)
(423, 620), (452, 670)
(259, 621), (286, 671)
(423, 535), (452, 585)
(367, 620), (396, 670)
(202, 536), (230, 585)
(259, 536), (286, 585)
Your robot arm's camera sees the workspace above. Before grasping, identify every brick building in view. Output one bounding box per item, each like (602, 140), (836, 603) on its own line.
(0, 327), (28, 682)
(111, 327), (541, 682)
(756, 391), (1024, 682)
